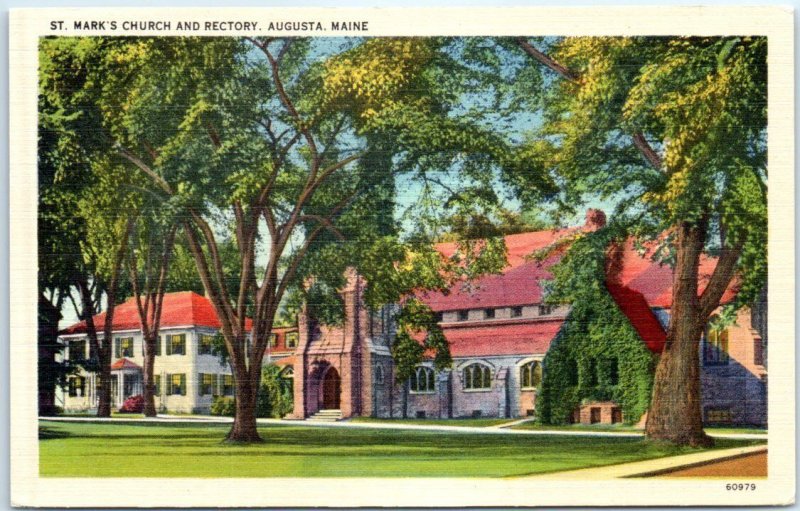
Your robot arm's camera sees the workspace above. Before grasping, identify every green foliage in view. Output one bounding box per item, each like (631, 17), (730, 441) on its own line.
(256, 364), (294, 418)
(391, 298), (451, 384)
(210, 396), (236, 417)
(537, 230), (655, 425)
(515, 36), (767, 308)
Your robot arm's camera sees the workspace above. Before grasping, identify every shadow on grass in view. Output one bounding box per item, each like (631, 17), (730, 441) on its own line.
(39, 427), (75, 440)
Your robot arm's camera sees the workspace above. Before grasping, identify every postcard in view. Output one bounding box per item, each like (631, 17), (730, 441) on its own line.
(9, 6), (794, 507)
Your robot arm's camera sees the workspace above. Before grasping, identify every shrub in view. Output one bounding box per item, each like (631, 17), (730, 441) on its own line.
(257, 364), (294, 418)
(210, 396), (235, 416)
(39, 404), (63, 416)
(119, 395), (144, 413)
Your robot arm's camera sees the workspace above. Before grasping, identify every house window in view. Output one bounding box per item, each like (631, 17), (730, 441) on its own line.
(286, 332), (298, 349)
(68, 376), (86, 397)
(703, 328), (729, 365)
(142, 336), (162, 357)
(153, 375), (161, 396)
(435, 311), (444, 323)
(167, 373), (186, 396)
(484, 308), (495, 320)
(374, 364), (384, 384)
(585, 359), (598, 387)
(199, 373), (215, 396)
(520, 361), (542, 389)
(608, 358), (620, 386)
(69, 340), (86, 361)
(463, 363), (492, 390)
(754, 338), (764, 366)
(166, 334), (186, 356)
(538, 304), (553, 316)
(199, 334), (214, 355)
(115, 337), (134, 358)
(510, 306), (523, 318)
(457, 310), (469, 321)
(223, 374), (234, 396)
(281, 367), (294, 379)
(268, 334), (278, 348)
(410, 366), (435, 393)
(706, 407), (732, 424)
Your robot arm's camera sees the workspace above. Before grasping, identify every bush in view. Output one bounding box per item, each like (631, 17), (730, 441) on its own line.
(210, 396), (235, 416)
(119, 395), (144, 413)
(256, 364), (294, 418)
(39, 404), (63, 417)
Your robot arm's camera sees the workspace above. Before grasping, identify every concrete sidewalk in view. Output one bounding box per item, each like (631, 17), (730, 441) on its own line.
(521, 444), (768, 479)
(40, 415), (766, 440)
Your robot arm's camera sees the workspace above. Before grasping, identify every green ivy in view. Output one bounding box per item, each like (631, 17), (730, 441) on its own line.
(537, 227), (655, 425)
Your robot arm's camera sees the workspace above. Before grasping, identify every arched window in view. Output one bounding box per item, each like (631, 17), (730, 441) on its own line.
(463, 363), (492, 390)
(520, 361), (542, 389)
(280, 366), (294, 379)
(409, 366), (435, 393)
(375, 364), (385, 384)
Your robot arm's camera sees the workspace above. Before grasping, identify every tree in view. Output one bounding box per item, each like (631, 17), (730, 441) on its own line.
(39, 38), (138, 417)
(513, 37), (766, 446)
(126, 213), (178, 416)
(59, 36), (534, 442)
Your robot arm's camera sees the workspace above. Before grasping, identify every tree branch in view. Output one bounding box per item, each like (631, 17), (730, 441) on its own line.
(517, 38), (665, 173)
(117, 146), (173, 195)
(699, 239), (745, 319)
(632, 132), (663, 171)
(516, 37), (580, 83)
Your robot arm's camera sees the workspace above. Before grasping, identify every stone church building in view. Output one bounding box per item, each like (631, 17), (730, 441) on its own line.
(288, 210), (768, 425)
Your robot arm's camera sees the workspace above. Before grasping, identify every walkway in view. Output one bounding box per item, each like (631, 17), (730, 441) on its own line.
(522, 444), (767, 479)
(40, 415), (766, 440)
(655, 451), (767, 478)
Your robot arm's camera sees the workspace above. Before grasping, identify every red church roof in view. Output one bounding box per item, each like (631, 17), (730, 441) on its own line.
(610, 239), (738, 309)
(421, 213), (738, 356)
(605, 282), (668, 353)
(440, 320), (564, 357)
(421, 228), (578, 312)
(60, 291), (252, 335)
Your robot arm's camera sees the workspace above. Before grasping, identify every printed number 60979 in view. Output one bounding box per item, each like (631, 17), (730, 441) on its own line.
(726, 483), (756, 491)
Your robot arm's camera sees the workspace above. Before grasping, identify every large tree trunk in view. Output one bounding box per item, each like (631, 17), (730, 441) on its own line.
(645, 222), (713, 447)
(97, 344), (113, 417)
(142, 335), (157, 417)
(226, 364), (262, 443)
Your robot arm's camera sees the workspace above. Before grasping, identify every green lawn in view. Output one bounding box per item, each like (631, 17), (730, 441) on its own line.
(39, 420), (762, 478)
(705, 427), (768, 435)
(511, 422), (768, 435)
(347, 417), (512, 427)
(512, 422), (641, 433)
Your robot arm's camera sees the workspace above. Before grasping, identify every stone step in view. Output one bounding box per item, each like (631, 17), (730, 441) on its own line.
(307, 409), (343, 422)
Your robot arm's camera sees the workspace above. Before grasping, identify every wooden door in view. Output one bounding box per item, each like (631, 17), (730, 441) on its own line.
(322, 368), (341, 410)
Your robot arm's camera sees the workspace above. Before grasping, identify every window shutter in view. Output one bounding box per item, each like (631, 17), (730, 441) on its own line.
(166, 335), (172, 356)
(156, 336), (161, 356)
(198, 373), (204, 396)
(166, 374), (172, 395)
(114, 338), (121, 359)
(180, 374), (187, 396)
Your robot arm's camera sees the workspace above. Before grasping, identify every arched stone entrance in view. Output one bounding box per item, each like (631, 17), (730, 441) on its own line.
(321, 367), (341, 410)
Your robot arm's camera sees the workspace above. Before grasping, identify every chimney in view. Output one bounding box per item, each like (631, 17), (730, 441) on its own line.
(584, 209), (606, 232)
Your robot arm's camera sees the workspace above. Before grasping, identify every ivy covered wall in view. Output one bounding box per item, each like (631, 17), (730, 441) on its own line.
(535, 228), (656, 425)
(536, 287), (656, 424)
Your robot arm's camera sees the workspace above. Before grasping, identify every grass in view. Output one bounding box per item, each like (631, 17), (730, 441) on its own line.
(38, 420), (763, 478)
(347, 417), (512, 427)
(511, 422), (641, 433)
(57, 412), (145, 419)
(512, 423), (768, 435)
(705, 427), (768, 435)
